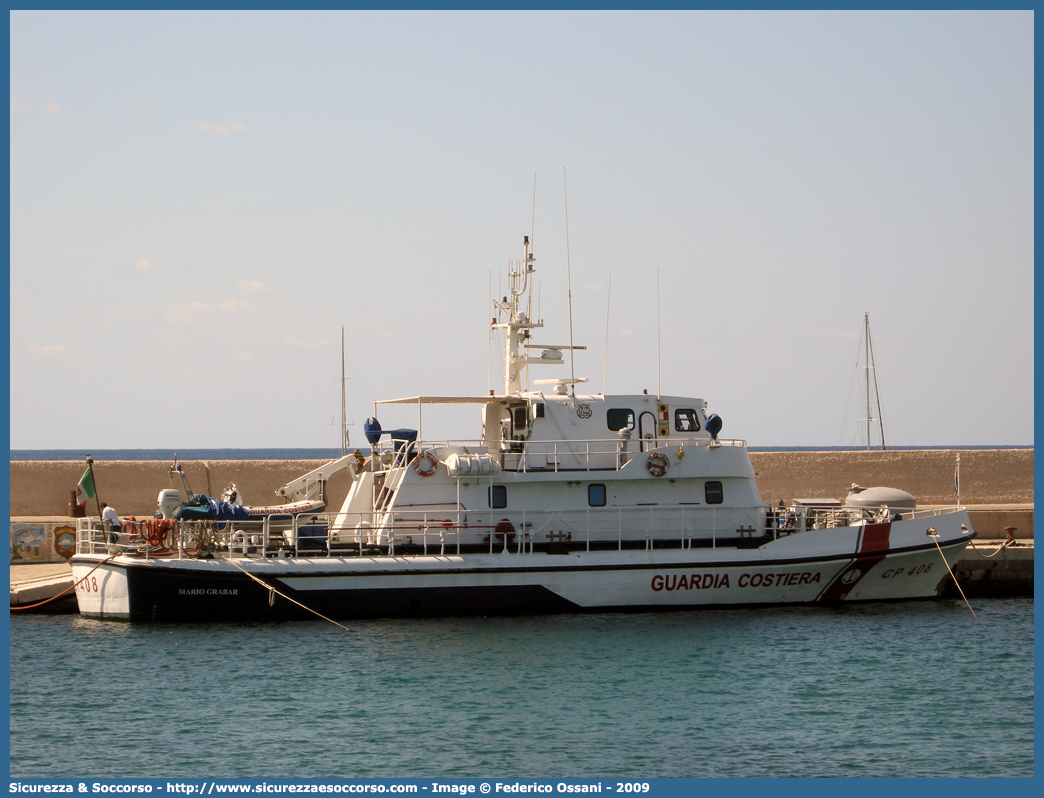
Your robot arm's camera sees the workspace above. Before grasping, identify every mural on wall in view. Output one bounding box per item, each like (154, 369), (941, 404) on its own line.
(53, 526), (76, 560)
(12, 525), (50, 562)
(9, 522), (80, 564)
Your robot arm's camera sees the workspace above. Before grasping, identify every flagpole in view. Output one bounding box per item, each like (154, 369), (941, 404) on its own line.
(86, 454), (103, 520)
(955, 452), (961, 507)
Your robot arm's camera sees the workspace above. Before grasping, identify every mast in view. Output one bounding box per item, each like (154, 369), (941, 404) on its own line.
(492, 236), (539, 394)
(863, 312), (886, 451)
(864, 312), (871, 450)
(491, 236), (586, 396)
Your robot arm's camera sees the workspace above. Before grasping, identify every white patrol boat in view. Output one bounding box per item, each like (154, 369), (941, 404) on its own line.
(71, 235), (975, 621)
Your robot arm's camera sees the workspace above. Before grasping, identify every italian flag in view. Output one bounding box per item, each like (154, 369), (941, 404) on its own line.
(76, 467), (95, 507)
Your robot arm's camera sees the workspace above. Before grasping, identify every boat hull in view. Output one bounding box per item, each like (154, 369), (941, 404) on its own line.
(71, 513), (975, 622)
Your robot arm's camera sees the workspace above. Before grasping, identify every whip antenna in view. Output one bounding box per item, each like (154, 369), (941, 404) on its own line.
(563, 167), (576, 396)
(340, 325), (348, 455)
(487, 269), (493, 394)
(657, 269), (662, 398)
(529, 173), (537, 326)
(531, 172), (537, 249)
(603, 275), (612, 394)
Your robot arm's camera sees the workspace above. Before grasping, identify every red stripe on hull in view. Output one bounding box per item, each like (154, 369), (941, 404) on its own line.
(817, 524), (892, 601)
(860, 522), (892, 553)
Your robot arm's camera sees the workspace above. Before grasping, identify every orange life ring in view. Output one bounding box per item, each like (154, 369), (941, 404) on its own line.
(646, 451), (670, 477)
(413, 450), (438, 477)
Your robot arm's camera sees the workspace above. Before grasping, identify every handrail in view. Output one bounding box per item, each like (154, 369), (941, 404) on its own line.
(75, 505), (763, 557)
(369, 435), (747, 453)
(368, 435), (748, 474)
(73, 503), (967, 560)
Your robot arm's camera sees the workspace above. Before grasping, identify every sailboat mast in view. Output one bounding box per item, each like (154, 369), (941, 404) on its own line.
(863, 312), (886, 451)
(865, 313), (871, 451)
(868, 314), (885, 451)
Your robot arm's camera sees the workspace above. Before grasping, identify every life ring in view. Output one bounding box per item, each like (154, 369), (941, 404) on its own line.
(646, 451), (670, 477)
(490, 519), (516, 547)
(413, 450), (438, 477)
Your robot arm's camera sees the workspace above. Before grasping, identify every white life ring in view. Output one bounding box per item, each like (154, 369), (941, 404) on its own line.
(413, 450), (438, 477)
(646, 451), (670, 478)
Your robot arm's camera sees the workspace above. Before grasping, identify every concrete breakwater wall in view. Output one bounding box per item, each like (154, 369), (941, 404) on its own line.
(9, 459), (356, 520)
(750, 449), (1032, 507)
(10, 449), (1032, 519)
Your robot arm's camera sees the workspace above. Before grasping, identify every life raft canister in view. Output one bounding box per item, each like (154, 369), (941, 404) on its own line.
(646, 451), (670, 477)
(413, 450), (439, 477)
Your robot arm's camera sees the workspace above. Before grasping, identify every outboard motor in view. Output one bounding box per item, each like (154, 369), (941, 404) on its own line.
(705, 413), (723, 441)
(156, 489), (183, 520)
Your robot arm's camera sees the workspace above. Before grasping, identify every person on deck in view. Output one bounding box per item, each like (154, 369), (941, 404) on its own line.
(100, 502), (121, 531)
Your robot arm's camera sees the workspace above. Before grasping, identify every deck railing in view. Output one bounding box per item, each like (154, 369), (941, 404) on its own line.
(369, 435), (748, 474)
(74, 504), (964, 561)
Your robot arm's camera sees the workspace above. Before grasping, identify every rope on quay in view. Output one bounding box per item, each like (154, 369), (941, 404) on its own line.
(967, 539), (1017, 559)
(10, 555), (118, 611)
(224, 556), (350, 631)
(931, 533), (976, 618)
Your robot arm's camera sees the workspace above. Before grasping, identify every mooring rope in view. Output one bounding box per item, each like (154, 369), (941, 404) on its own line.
(10, 554), (118, 612)
(224, 556), (350, 631)
(968, 539), (1016, 559)
(932, 535), (976, 618)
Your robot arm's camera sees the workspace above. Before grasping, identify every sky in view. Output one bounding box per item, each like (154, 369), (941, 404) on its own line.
(9, 10), (1034, 450)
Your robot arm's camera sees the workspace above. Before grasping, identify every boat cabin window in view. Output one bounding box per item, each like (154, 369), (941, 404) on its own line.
(675, 408), (701, 432)
(512, 406), (528, 430)
(606, 408), (635, 431)
(588, 484), (606, 507)
(488, 485), (507, 509)
(705, 480), (723, 505)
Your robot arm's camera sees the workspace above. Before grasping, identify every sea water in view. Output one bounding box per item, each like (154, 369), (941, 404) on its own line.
(8, 599), (1033, 779)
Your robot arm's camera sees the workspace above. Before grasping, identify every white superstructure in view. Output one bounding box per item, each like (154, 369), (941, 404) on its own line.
(71, 233), (975, 621)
